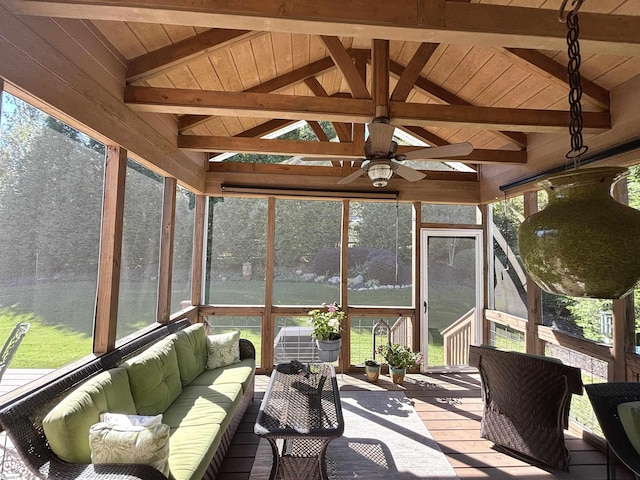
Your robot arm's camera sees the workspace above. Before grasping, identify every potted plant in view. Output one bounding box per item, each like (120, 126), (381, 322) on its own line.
(376, 343), (423, 384)
(364, 359), (381, 382)
(308, 303), (346, 362)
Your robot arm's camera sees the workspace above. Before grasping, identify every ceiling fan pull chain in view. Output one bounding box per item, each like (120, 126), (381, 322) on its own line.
(562, 0), (588, 169)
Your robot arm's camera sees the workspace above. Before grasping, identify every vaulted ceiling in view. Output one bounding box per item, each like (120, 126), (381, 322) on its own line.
(4, 0), (640, 201)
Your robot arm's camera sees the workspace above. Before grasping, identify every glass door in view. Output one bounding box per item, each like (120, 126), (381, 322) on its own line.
(420, 229), (483, 370)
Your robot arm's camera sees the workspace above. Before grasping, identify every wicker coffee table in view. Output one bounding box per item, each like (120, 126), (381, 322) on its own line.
(254, 361), (344, 480)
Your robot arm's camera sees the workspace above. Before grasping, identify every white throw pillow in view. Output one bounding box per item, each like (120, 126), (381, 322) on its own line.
(89, 420), (170, 476)
(100, 413), (163, 427)
(206, 331), (240, 370)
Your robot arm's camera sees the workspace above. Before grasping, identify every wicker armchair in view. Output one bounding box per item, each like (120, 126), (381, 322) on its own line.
(585, 382), (640, 479)
(468, 345), (583, 471)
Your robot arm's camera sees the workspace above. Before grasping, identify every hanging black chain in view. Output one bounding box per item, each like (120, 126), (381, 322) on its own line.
(562, 0), (588, 167)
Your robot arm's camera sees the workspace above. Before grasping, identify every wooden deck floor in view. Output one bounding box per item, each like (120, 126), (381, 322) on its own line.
(218, 372), (632, 480)
(0, 369), (632, 479)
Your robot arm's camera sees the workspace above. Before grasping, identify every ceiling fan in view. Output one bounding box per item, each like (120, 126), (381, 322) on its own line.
(302, 118), (474, 187)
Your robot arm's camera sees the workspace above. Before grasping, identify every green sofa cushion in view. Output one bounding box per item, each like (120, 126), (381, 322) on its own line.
(124, 337), (182, 415)
(163, 384), (242, 480)
(189, 358), (255, 393)
(162, 383), (242, 430)
(167, 424), (221, 480)
(42, 367), (136, 464)
(173, 323), (207, 387)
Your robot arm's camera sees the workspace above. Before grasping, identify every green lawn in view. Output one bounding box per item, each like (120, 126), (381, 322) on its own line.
(0, 279), (455, 369)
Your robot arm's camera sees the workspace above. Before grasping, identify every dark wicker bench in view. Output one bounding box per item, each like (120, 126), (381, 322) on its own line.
(0, 319), (255, 479)
(469, 345), (583, 471)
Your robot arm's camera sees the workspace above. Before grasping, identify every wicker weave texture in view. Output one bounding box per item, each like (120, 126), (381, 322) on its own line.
(0, 320), (256, 479)
(585, 382), (640, 477)
(469, 345), (583, 472)
(255, 362), (344, 480)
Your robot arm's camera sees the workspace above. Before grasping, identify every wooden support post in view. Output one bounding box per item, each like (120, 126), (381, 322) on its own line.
(612, 179), (634, 381)
(340, 200), (350, 368)
(94, 146), (127, 354)
(157, 177), (177, 324)
(191, 195), (206, 310)
(413, 201), (422, 354)
(372, 39), (389, 119)
(263, 197), (276, 369)
(523, 191), (543, 355)
(480, 204), (490, 345)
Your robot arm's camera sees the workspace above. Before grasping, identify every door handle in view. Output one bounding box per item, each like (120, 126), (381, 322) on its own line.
(423, 301), (428, 313)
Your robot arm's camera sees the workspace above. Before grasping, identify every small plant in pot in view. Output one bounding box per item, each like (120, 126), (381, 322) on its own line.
(308, 303), (346, 362)
(364, 359), (381, 382)
(376, 343), (423, 385)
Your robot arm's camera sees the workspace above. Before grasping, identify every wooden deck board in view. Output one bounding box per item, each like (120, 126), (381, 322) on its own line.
(0, 369), (633, 479)
(218, 372), (633, 480)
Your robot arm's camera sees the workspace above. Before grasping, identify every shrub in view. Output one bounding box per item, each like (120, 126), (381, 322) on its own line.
(309, 246), (410, 284)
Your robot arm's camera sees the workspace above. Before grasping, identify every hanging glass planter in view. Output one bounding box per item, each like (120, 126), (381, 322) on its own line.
(518, 167), (640, 298)
(517, 0), (640, 299)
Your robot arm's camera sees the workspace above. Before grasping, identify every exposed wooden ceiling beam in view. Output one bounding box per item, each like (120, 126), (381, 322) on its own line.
(500, 48), (610, 110)
(372, 39), (389, 118)
(208, 161), (478, 181)
(303, 77), (352, 142)
(390, 43), (438, 102)
(8, 1), (640, 55)
(178, 55), (338, 132)
(396, 146), (527, 164)
(180, 135), (358, 157)
(127, 29), (257, 83)
(208, 118), (296, 160)
(400, 126), (448, 146)
(181, 134), (527, 164)
(320, 36), (370, 99)
(389, 59), (527, 148)
(126, 86), (610, 132)
(389, 101), (609, 133)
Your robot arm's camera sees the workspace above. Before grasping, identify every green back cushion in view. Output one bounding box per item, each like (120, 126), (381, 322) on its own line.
(124, 337), (182, 415)
(42, 367), (136, 464)
(173, 323), (207, 386)
(618, 401), (640, 453)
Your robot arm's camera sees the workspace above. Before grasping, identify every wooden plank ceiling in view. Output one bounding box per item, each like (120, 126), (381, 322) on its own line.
(8, 0), (640, 194)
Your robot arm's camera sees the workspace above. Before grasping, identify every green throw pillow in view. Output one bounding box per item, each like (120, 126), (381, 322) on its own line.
(89, 421), (170, 476)
(618, 401), (640, 454)
(206, 331), (240, 370)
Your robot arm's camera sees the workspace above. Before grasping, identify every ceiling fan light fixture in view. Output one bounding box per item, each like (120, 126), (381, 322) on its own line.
(367, 163), (394, 187)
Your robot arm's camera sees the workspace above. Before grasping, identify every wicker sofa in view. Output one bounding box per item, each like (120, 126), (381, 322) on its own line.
(468, 345), (583, 471)
(0, 318), (255, 480)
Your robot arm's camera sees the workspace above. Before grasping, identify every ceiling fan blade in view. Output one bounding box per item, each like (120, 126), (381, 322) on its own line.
(300, 157), (359, 162)
(402, 142), (474, 161)
(337, 169), (366, 185)
(392, 161), (426, 182)
(368, 122), (396, 154)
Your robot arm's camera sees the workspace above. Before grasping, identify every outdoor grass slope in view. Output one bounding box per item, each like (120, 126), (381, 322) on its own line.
(0, 309), (91, 368)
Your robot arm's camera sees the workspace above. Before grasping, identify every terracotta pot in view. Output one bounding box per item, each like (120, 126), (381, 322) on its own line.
(316, 337), (341, 362)
(389, 366), (406, 384)
(518, 167), (640, 298)
(364, 363), (380, 382)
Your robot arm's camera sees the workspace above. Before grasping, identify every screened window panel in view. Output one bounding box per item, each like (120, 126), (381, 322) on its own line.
(273, 199), (341, 305)
(0, 93), (105, 369)
(206, 197), (267, 305)
(117, 160), (163, 339)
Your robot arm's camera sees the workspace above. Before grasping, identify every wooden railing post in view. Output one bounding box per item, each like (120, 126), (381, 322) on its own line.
(523, 191), (543, 355)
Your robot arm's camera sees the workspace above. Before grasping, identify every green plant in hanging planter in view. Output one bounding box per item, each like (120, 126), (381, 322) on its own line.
(307, 303), (346, 341)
